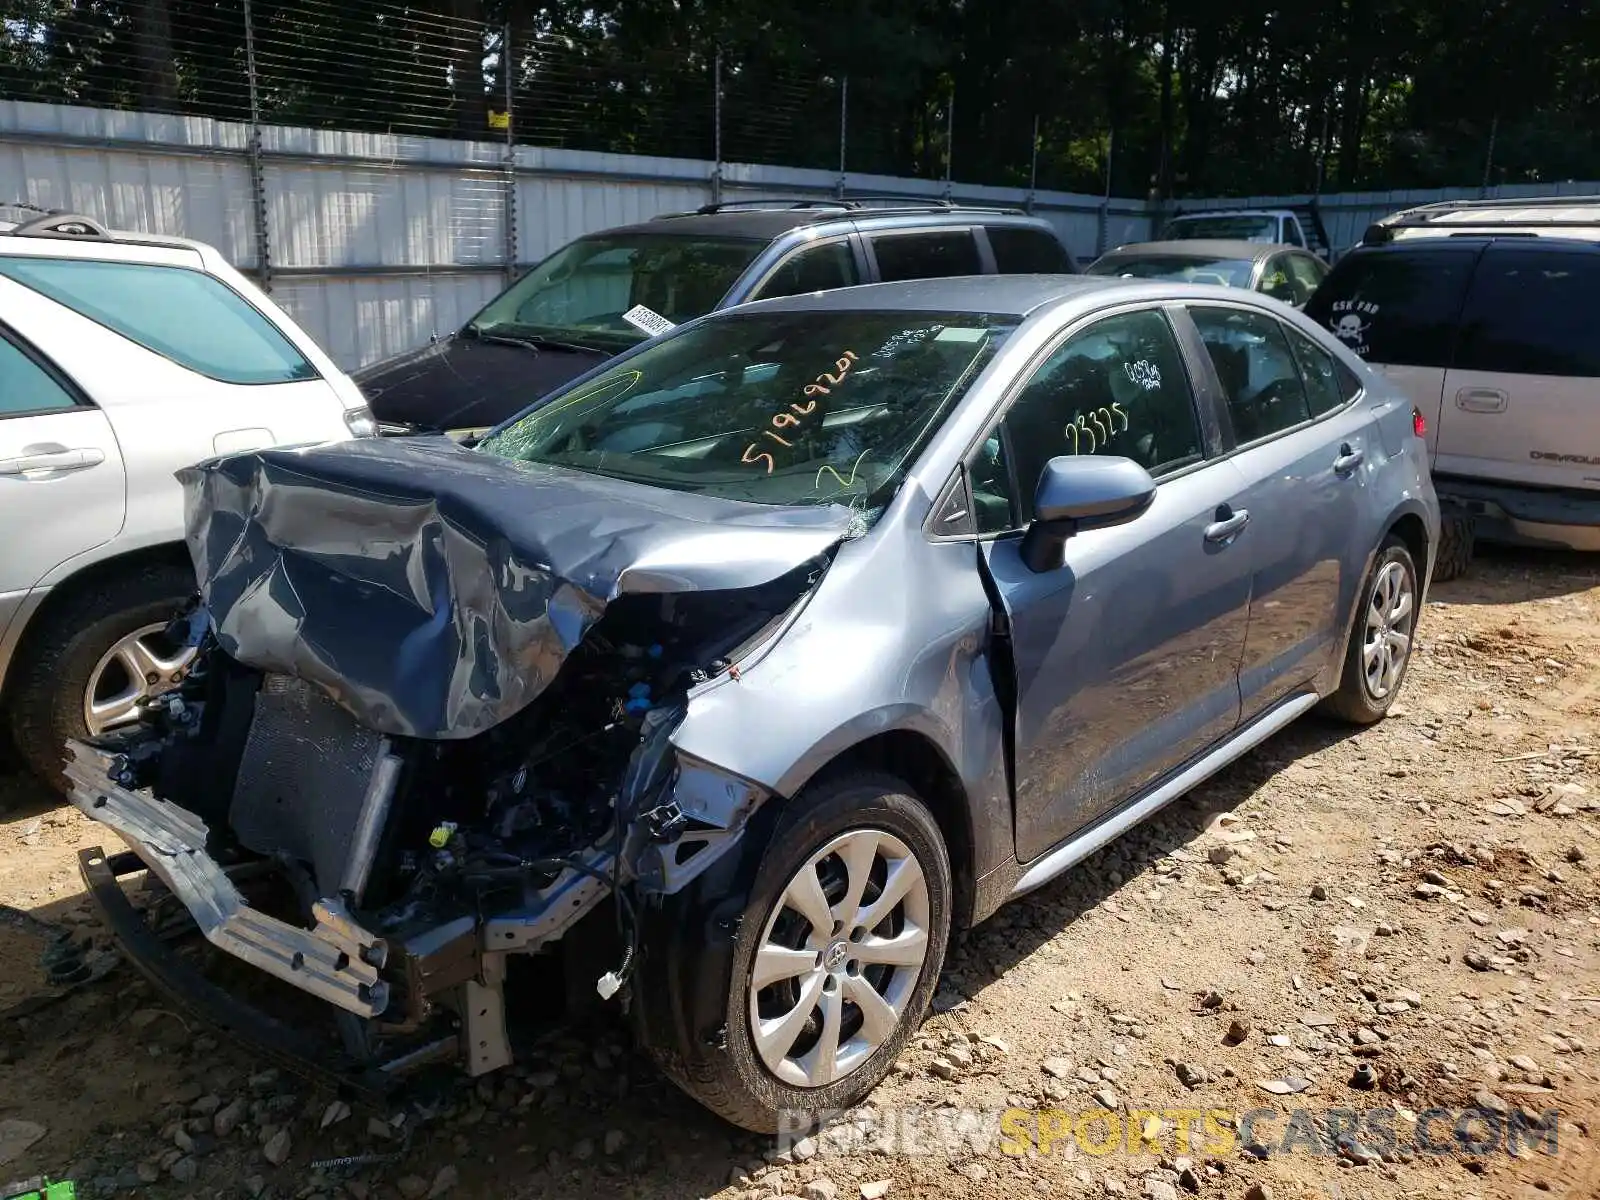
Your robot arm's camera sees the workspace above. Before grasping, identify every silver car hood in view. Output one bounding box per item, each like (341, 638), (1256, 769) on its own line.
(178, 435), (855, 739)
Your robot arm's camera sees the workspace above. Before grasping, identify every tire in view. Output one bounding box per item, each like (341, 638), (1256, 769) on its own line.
(1321, 536), (1420, 726)
(1432, 505), (1474, 583)
(6, 561), (195, 791)
(633, 771), (953, 1133)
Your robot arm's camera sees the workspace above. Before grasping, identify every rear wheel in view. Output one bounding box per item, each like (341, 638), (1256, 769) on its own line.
(7, 562), (195, 790)
(1433, 504), (1474, 582)
(635, 772), (952, 1133)
(1322, 537), (1419, 725)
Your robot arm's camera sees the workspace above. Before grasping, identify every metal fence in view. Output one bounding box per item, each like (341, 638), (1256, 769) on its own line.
(0, 98), (1152, 369)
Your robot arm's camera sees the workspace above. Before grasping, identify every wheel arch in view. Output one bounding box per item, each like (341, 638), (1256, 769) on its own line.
(0, 540), (193, 709)
(799, 727), (978, 931)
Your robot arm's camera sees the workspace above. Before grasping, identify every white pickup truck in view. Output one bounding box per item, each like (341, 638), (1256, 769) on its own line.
(1160, 207), (1333, 260)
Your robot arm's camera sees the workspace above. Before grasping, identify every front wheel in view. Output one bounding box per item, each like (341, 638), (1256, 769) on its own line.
(1321, 536), (1420, 725)
(635, 771), (952, 1133)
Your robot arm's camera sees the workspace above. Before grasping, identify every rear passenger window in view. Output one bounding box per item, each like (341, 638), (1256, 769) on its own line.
(751, 241), (859, 300)
(1283, 324), (1347, 416)
(870, 231), (982, 283)
(1302, 249), (1471, 368)
(1454, 247), (1600, 376)
(986, 226), (1075, 274)
(0, 258), (318, 385)
(1188, 306), (1311, 442)
(0, 332), (81, 416)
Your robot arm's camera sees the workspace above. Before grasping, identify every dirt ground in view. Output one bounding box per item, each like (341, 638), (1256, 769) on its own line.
(1, 546), (1596, 1200)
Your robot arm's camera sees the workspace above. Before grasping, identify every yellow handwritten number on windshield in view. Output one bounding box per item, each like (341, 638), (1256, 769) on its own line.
(741, 350), (858, 474)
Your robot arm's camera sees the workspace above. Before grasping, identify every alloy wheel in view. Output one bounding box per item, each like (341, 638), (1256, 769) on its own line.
(1362, 559), (1415, 700)
(83, 622), (197, 736)
(748, 828), (932, 1088)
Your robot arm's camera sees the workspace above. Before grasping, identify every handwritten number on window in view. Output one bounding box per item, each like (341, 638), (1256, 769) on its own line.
(742, 350), (858, 473)
(1061, 404), (1129, 455)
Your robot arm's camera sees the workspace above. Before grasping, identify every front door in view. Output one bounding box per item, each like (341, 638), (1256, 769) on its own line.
(969, 306), (1254, 862)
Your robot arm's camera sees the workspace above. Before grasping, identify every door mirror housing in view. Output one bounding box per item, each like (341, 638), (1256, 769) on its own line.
(1020, 455), (1157, 572)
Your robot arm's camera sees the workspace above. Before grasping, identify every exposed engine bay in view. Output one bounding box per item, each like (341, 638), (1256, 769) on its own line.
(67, 558), (823, 1084)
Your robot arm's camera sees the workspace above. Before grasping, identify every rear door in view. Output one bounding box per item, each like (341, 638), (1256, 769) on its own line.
(1183, 303), (1375, 718)
(1439, 241), (1600, 490)
(1302, 244), (1477, 464)
(0, 320), (126, 602)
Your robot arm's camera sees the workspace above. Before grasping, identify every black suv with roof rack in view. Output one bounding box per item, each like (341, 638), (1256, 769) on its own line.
(356, 198), (1080, 433)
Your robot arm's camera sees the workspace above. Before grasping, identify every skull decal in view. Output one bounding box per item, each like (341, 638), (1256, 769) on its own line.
(1332, 313), (1369, 345)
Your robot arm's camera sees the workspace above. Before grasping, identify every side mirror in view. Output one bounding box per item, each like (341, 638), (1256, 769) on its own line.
(1020, 455), (1157, 572)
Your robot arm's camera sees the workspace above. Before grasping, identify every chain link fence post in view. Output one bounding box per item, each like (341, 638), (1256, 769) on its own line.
(502, 22), (518, 285)
(943, 88), (954, 200)
(242, 0), (271, 293)
(836, 77), (849, 199)
(1025, 113), (1039, 214)
(1097, 128), (1114, 257)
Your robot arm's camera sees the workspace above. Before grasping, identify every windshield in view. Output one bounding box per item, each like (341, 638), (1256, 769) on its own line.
(477, 310), (1014, 511)
(1164, 215), (1278, 242)
(1088, 254), (1256, 288)
(466, 233), (766, 351)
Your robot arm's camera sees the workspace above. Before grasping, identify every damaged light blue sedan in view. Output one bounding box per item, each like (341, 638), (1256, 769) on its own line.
(64, 275), (1438, 1131)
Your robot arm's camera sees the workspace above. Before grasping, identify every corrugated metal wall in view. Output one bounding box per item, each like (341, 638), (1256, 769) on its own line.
(0, 100), (1152, 370)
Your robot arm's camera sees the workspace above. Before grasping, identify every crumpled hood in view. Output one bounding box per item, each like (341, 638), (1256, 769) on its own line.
(355, 336), (607, 431)
(179, 436), (854, 739)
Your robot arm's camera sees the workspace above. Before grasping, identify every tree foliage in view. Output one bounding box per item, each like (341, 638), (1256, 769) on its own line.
(4, 0), (1600, 196)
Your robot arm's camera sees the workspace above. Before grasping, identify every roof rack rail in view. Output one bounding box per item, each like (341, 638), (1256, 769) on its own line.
(688, 198), (849, 215)
(1364, 201), (1600, 246)
(5, 207), (112, 240)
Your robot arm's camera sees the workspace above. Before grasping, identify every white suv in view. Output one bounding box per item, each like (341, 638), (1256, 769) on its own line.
(0, 208), (374, 787)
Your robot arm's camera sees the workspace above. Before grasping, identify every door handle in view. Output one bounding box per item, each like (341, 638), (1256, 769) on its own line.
(1204, 506), (1250, 543)
(0, 447), (106, 476)
(1334, 443), (1365, 474)
(1456, 387), (1508, 413)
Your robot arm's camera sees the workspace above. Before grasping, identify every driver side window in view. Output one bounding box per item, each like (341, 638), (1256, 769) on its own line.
(970, 308), (1202, 534)
(1187, 306), (1310, 444)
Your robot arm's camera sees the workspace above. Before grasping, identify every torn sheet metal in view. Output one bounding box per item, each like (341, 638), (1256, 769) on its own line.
(178, 435), (853, 740)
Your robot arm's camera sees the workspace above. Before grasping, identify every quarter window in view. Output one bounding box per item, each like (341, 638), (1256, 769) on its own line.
(1188, 306), (1311, 442)
(971, 309), (1201, 534)
(751, 241), (860, 301)
(986, 226), (1075, 274)
(0, 258), (319, 385)
(1454, 246), (1600, 376)
(870, 231), (982, 283)
(0, 331), (80, 416)
(1301, 248), (1472, 368)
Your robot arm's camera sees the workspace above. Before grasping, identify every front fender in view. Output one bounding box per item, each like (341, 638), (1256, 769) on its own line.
(669, 531), (1013, 891)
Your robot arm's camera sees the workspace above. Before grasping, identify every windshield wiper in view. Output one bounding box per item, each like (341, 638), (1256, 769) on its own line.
(463, 325), (607, 355)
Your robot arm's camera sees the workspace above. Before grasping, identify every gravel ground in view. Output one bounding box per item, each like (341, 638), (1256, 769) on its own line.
(0, 546), (1596, 1200)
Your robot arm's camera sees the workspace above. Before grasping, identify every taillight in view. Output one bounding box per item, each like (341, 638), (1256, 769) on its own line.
(1412, 406), (1427, 438)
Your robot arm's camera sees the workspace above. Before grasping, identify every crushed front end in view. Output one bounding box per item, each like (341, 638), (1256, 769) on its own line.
(66, 437), (847, 1089)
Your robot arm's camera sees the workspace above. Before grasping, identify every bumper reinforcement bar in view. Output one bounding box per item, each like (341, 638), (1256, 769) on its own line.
(63, 740), (389, 1018)
(76, 846), (431, 1100)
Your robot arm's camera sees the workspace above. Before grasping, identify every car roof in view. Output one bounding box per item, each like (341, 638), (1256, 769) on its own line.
(722, 272), (1228, 318)
(580, 201), (1043, 244)
(1098, 240), (1296, 262)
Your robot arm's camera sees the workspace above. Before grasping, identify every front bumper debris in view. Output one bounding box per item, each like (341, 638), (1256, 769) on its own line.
(75, 845), (418, 1099)
(63, 740), (390, 1018)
